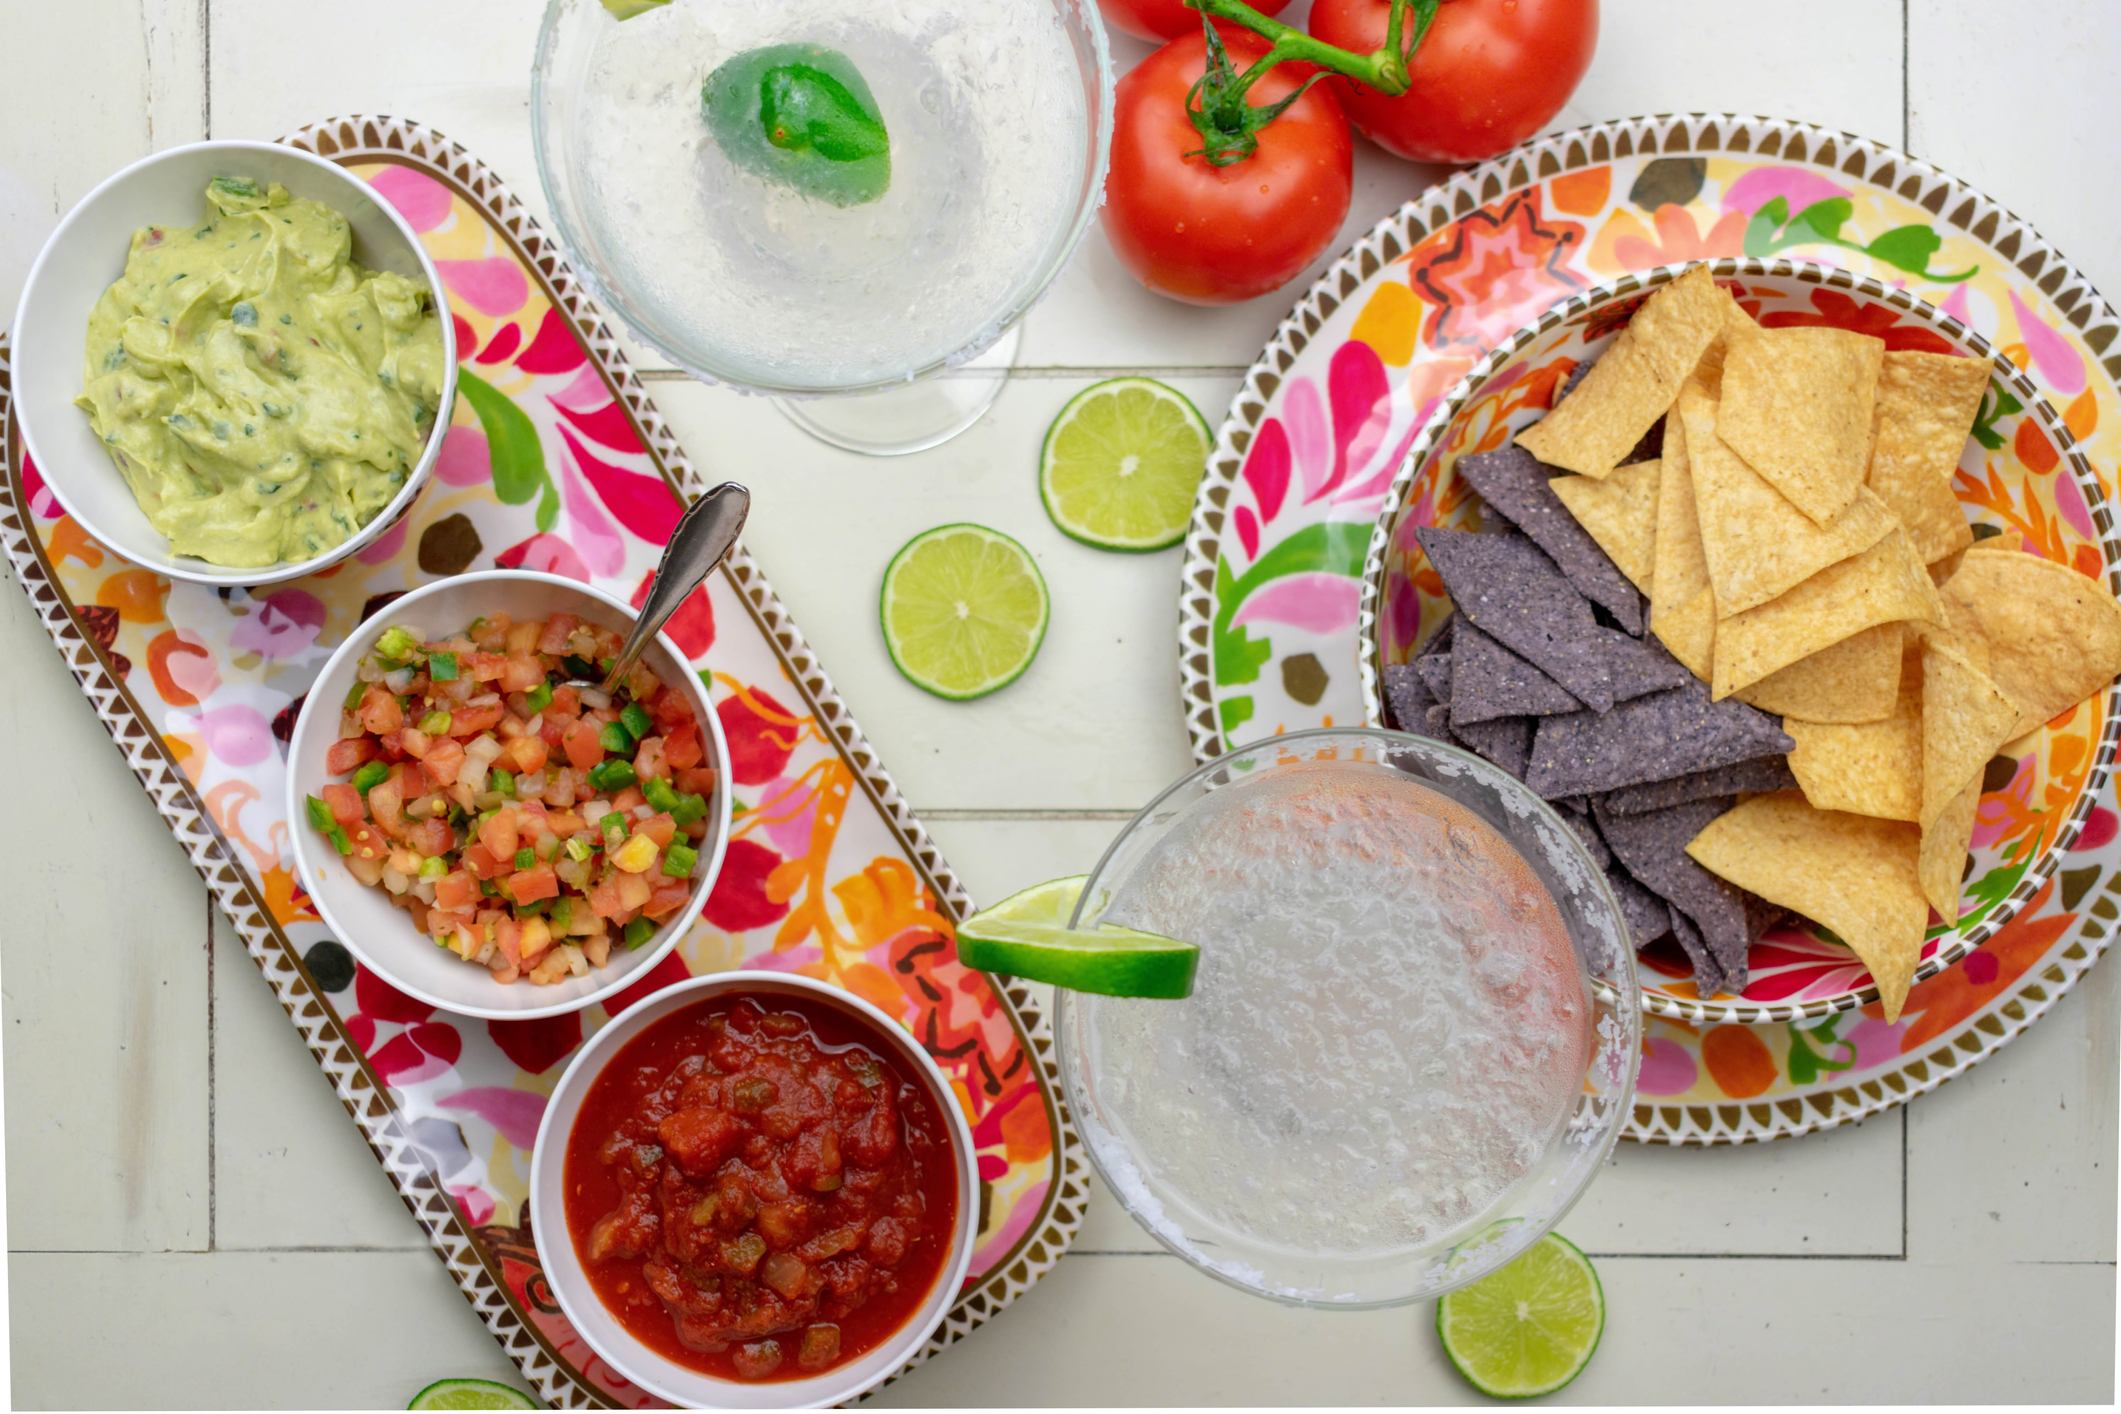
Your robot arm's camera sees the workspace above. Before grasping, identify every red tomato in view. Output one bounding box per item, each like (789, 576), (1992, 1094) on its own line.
(1102, 27), (1354, 305)
(1307, 0), (1597, 164)
(1096, 0), (1292, 42)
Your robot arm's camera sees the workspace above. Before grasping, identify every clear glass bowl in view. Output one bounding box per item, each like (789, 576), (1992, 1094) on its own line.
(530, 0), (1112, 398)
(1056, 727), (1641, 1308)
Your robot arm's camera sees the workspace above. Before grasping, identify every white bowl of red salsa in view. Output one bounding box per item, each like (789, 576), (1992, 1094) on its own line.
(530, 971), (978, 1408)
(285, 569), (731, 1021)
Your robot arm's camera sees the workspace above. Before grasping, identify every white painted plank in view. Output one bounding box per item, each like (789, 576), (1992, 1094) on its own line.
(7, 1249), (528, 1410)
(0, 570), (210, 1255)
(207, 908), (438, 1252)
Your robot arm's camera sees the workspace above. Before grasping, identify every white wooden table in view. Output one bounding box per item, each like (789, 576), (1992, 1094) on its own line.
(3, 1), (2116, 1405)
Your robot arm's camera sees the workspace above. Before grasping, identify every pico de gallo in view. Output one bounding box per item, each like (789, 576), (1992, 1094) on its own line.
(305, 611), (718, 985)
(564, 994), (961, 1382)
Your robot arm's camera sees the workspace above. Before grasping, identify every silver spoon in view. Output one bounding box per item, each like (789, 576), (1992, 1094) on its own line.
(576, 481), (750, 695)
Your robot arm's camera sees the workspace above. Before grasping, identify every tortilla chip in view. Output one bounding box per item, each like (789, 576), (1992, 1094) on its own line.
(1684, 382), (1898, 615)
(1516, 265), (1734, 478)
(1919, 641), (2022, 829)
(1650, 411), (1717, 677)
(1918, 775), (1980, 924)
(1600, 756), (1798, 814)
(1414, 528), (1616, 711)
(1938, 552), (2121, 737)
(1597, 626), (1696, 702)
(1867, 351), (1989, 563)
(1711, 528), (1946, 699)
(1551, 459), (1662, 594)
(1450, 620), (1582, 724)
(1784, 672), (1924, 821)
(1604, 864), (1672, 949)
(1933, 527), (2026, 583)
(1732, 622), (1903, 723)
(1717, 326), (1886, 525)
(1458, 445), (1644, 633)
(1380, 662), (1435, 733)
(1428, 704), (1532, 780)
(1685, 791), (1928, 1022)
(1525, 677), (1794, 799)
(1593, 796), (1752, 994)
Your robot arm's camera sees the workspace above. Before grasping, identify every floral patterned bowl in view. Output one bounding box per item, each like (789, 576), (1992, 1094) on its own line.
(285, 569), (732, 1021)
(1357, 256), (2121, 1024)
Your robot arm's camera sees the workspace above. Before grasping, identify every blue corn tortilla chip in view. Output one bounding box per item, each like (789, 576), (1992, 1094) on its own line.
(1666, 906), (1728, 1001)
(1601, 755), (1800, 815)
(1525, 676), (1794, 798)
(1458, 444), (1645, 635)
(1561, 809), (1611, 871)
(1451, 620), (1582, 725)
(1415, 644), (1455, 704)
(1413, 527), (1615, 711)
(1605, 864), (1672, 949)
(1592, 796), (1752, 995)
(1426, 705), (1532, 781)
(1380, 662), (1436, 735)
(1596, 626), (1695, 703)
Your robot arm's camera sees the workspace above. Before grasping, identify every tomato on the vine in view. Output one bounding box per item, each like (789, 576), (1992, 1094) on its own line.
(1100, 26), (1354, 306)
(1308, 0), (1598, 164)
(1094, 0), (1293, 43)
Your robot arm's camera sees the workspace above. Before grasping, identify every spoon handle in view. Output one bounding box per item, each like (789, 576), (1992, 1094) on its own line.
(600, 482), (751, 693)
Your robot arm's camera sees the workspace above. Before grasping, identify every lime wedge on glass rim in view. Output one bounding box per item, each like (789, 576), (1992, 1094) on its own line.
(408, 1377), (540, 1410)
(955, 875), (1199, 999)
(1040, 377), (1211, 551)
(880, 524), (1049, 700)
(1435, 1233), (1605, 1398)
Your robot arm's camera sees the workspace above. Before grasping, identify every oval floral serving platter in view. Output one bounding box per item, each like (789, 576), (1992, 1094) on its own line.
(0, 116), (1088, 1405)
(1176, 113), (2121, 1144)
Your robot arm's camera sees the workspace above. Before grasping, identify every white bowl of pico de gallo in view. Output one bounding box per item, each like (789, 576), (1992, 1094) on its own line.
(285, 568), (732, 1021)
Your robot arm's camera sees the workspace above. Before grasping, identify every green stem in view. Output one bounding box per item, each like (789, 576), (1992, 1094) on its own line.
(1180, 0), (1440, 166)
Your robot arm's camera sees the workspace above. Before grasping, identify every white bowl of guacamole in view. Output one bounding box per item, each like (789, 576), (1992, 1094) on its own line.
(13, 140), (458, 586)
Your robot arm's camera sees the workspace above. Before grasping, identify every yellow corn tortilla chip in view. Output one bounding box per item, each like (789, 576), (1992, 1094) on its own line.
(1684, 382), (1898, 615)
(1918, 641), (2018, 831)
(1939, 552), (2121, 737)
(1646, 349), (1725, 678)
(1712, 528), (1947, 698)
(1685, 790), (1928, 1022)
(1784, 671), (1923, 821)
(1717, 326), (1887, 526)
(1733, 622), (1902, 723)
(1516, 265), (1734, 479)
(1918, 775), (1980, 925)
(1551, 458), (1661, 594)
(1867, 351), (1988, 563)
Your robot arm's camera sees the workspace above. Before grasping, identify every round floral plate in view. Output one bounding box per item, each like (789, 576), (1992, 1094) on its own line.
(1175, 114), (2121, 1143)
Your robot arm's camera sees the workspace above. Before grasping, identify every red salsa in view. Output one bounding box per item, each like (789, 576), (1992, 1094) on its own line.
(563, 993), (960, 1382)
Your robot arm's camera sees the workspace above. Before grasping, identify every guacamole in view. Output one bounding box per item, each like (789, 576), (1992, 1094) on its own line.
(75, 176), (446, 569)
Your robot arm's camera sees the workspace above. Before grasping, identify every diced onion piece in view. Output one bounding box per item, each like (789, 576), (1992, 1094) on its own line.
(466, 734), (505, 764)
(517, 770), (548, 799)
(382, 867), (411, 895)
(580, 688), (612, 711)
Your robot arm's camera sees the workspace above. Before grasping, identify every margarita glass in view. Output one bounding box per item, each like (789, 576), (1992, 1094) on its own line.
(1057, 727), (1640, 1307)
(532, 0), (1112, 454)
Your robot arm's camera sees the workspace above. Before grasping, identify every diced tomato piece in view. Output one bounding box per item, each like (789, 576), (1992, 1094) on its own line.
(615, 870), (654, 911)
(544, 767), (578, 808)
(358, 685), (404, 734)
(638, 812), (677, 848)
(662, 723), (703, 772)
(587, 875), (627, 920)
(463, 841), (508, 881)
(499, 654), (546, 693)
(450, 702), (505, 736)
(472, 613), (512, 651)
(409, 817), (453, 858)
(537, 613), (579, 656)
(562, 720), (605, 773)
(320, 783), (364, 826)
(435, 870), (479, 912)
(421, 735), (466, 786)
(550, 686), (582, 719)
(400, 726), (433, 759)
(505, 620), (542, 654)
(425, 907), (472, 942)
(324, 737), (376, 775)
(644, 876), (692, 920)
(634, 735), (668, 782)
(480, 805), (521, 861)
(389, 761), (432, 798)
(675, 766), (720, 798)
(646, 684), (697, 735)
(510, 862), (560, 904)
(494, 916), (522, 969)
(368, 781), (409, 840)
(376, 728), (408, 761)
(465, 650), (510, 682)
(345, 824), (388, 886)
(546, 810), (586, 836)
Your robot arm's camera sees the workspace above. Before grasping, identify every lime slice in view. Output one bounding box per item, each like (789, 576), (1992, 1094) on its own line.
(408, 1377), (540, 1410)
(1435, 1233), (1605, 1399)
(955, 875), (1199, 999)
(598, 0), (670, 16)
(1040, 378), (1210, 551)
(880, 524), (1049, 700)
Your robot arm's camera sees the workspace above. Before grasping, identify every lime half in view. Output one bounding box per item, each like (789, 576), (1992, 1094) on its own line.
(1435, 1233), (1605, 1399)
(408, 1377), (540, 1410)
(881, 524), (1049, 700)
(956, 875), (1199, 999)
(1040, 378), (1210, 551)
